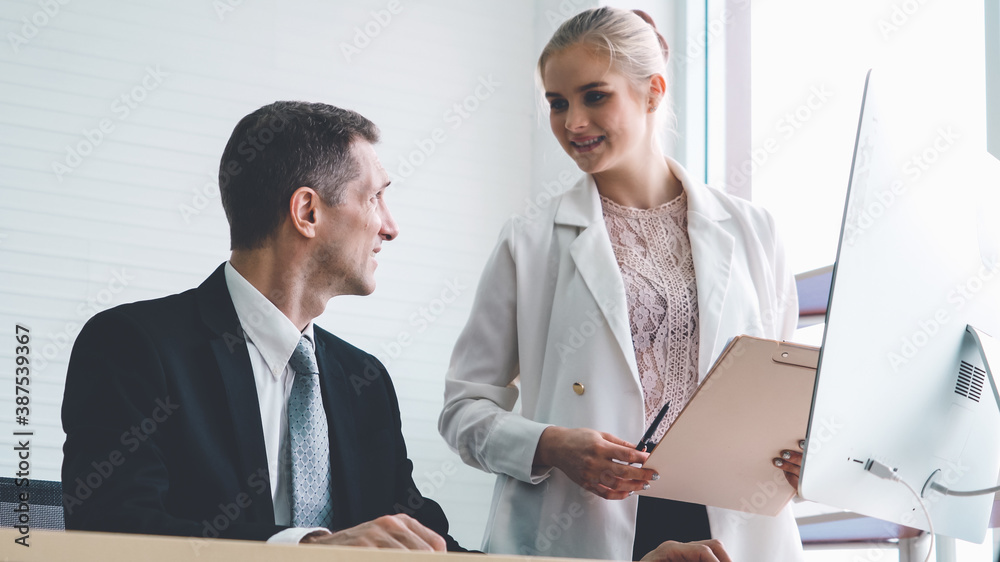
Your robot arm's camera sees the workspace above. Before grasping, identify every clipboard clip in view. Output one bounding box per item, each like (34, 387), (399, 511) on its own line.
(635, 401), (671, 452)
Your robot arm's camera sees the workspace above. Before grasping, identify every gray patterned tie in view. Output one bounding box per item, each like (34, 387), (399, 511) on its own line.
(286, 335), (333, 527)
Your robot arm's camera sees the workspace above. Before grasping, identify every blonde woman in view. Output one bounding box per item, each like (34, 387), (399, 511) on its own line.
(440, 7), (803, 561)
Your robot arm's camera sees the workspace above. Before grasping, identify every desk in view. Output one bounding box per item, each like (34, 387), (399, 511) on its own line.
(0, 529), (567, 562)
(796, 495), (1000, 545)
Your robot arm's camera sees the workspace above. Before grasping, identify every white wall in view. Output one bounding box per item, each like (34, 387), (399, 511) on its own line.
(0, 0), (545, 547)
(0, 0), (708, 548)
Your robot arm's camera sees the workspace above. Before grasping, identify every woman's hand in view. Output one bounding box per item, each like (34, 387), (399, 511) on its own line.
(773, 439), (806, 490)
(639, 539), (732, 562)
(533, 426), (658, 499)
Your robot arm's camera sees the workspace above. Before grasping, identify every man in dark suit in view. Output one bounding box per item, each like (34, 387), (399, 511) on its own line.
(61, 101), (464, 551)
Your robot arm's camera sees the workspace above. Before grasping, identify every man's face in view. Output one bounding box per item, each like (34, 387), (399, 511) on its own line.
(314, 140), (398, 296)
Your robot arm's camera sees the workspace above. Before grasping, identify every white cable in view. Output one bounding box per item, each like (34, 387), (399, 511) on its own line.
(899, 478), (935, 562)
(866, 460), (935, 562)
(929, 481), (1000, 497)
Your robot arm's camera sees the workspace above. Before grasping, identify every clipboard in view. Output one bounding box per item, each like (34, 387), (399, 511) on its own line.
(638, 335), (819, 516)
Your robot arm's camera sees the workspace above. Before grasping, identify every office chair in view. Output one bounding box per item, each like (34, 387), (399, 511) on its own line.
(0, 477), (65, 530)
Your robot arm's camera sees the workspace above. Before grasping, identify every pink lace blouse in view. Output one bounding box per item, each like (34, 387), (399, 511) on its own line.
(601, 192), (700, 442)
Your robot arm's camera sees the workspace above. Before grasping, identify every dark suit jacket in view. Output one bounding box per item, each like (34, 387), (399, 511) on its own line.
(61, 264), (465, 550)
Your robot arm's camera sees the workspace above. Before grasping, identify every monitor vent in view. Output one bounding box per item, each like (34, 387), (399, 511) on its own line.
(955, 361), (986, 402)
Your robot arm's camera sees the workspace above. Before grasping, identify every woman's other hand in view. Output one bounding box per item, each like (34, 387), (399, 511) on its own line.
(533, 426), (658, 499)
(639, 539), (732, 562)
(773, 438), (806, 490)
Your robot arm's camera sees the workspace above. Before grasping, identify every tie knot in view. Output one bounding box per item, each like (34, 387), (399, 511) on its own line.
(288, 336), (319, 376)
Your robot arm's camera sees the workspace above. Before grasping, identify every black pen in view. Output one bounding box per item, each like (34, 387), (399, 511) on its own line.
(636, 401), (670, 452)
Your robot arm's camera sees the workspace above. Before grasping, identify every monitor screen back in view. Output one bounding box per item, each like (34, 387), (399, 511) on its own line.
(799, 69), (1000, 543)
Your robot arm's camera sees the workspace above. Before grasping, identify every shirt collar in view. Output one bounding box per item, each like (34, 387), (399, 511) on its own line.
(224, 262), (315, 380)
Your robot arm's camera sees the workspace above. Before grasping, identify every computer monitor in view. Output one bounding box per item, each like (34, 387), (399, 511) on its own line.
(988, 0), (999, 161)
(798, 69), (1000, 544)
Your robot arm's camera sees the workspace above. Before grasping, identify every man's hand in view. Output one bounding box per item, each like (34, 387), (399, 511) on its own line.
(302, 514), (447, 551)
(640, 539), (733, 562)
(533, 426), (657, 500)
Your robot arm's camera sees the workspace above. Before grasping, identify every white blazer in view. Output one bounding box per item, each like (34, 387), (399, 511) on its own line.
(439, 158), (804, 561)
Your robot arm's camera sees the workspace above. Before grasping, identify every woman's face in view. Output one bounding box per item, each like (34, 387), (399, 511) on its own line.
(542, 42), (655, 176)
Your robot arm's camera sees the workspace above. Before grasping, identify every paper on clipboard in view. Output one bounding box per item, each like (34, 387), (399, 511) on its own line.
(638, 335), (819, 516)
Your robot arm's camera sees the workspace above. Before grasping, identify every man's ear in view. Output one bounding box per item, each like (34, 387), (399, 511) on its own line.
(288, 186), (320, 239)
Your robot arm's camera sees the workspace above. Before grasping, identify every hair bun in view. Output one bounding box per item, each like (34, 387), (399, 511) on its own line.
(631, 9), (669, 62)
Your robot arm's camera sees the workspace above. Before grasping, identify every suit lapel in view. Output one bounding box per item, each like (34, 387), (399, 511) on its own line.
(557, 178), (641, 383)
(196, 264), (275, 522)
(313, 337), (363, 530)
(557, 162), (740, 384)
(687, 212), (736, 379)
(569, 225), (639, 379)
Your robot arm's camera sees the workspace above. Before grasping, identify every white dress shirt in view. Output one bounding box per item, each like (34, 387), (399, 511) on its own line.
(224, 262), (329, 544)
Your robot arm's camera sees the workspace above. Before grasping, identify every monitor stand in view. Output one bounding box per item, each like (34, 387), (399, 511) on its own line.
(922, 324), (1000, 499)
(965, 325), (1000, 411)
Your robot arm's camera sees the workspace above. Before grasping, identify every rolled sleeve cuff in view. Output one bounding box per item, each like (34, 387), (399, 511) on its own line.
(267, 526), (330, 544)
(486, 414), (554, 484)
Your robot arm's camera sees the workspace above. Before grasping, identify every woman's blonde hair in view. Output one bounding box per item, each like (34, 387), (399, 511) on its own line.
(538, 7), (675, 132)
